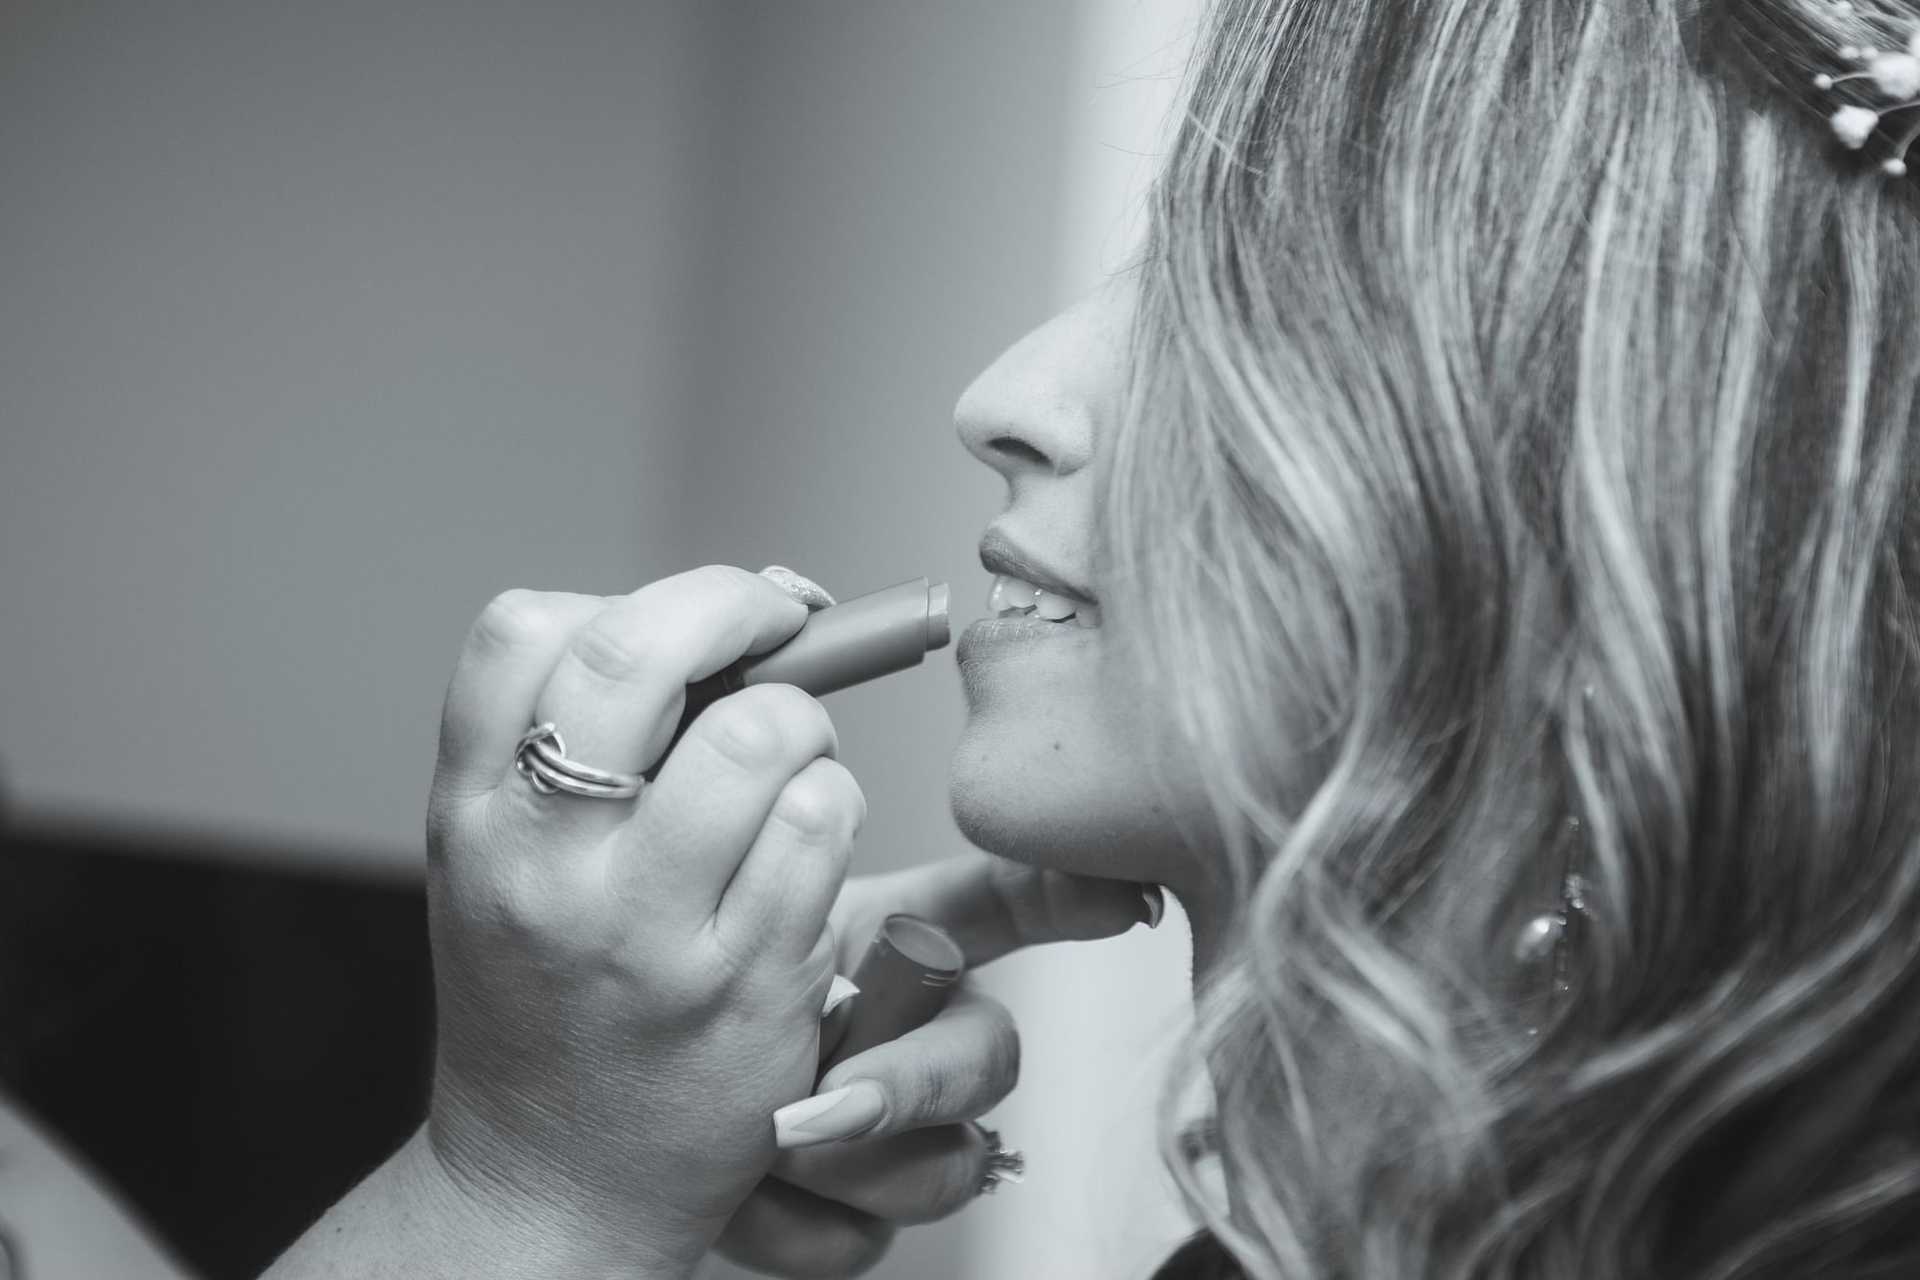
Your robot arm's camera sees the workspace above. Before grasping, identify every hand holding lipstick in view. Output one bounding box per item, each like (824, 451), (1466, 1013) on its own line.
(710, 852), (1164, 1278)
(261, 562), (1154, 1280)
(267, 564), (867, 1280)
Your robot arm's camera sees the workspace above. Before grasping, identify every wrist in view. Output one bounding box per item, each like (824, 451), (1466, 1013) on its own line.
(403, 1125), (709, 1280)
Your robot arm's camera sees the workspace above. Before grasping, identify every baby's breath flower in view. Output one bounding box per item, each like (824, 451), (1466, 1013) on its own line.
(1832, 104), (1882, 148)
(1870, 51), (1920, 96)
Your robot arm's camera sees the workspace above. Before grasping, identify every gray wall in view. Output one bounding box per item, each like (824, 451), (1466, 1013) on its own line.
(679, 0), (1076, 911)
(1, 2), (1085, 1277)
(675, 9), (1081, 1277)
(1, 0), (716, 873)
(0, 0), (1070, 883)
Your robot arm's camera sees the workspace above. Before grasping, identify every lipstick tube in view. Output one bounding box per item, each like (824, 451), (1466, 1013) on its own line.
(827, 914), (966, 1067)
(641, 576), (951, 782)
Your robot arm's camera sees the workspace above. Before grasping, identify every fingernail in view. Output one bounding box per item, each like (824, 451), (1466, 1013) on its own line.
(1137, 884), (1165, 929)
(821, 973), (860, 1018)
(759, 565), (837, 611)
(773, 1080), (887, 1149)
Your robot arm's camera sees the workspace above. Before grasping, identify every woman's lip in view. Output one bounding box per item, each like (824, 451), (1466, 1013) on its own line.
(955, 614), (1096, 665)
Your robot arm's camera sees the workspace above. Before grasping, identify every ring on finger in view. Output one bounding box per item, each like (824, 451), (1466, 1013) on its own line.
(513, 722), (646, 800)
(972, 1124), (1025, 1196)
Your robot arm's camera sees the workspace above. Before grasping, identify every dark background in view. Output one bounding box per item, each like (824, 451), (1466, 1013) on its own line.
(0, 817), (434, 1279)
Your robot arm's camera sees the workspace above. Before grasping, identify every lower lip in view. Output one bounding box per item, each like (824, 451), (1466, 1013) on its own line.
(955, 614), (1097, 665)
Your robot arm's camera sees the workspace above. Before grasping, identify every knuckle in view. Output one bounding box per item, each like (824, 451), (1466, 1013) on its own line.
(718, 561), (802, 609)
(903, 1056), (954, 1127)
(873, 1127), (987, 1224)
(702, 683), (838, 774)
(691, 563), (775, 617)
(835, 1222), (896, 1277)
(568, 613), (657, 687)
(717, 1193), (893, 1280)
(613, 936), (710, 1018)
(470, 588), (558, 654)
(757, 682), (840, 756)
(754, 683), (840, 752)
(928, 1140), (988, 1220)
(462, 834), (568, 946)
(983, 1005), (1022, 1095)
(799, 1220), (895, 1280)
(734, 929), (838, 1015)
(704, 696), (791, 771)
(805, 929), (840, 983)
(425, 788), (480, 865)
(770, 778), (846, 843)
(771, 761), (862, 844)
(480, 871), (553, 941)
(700, 928), (760, 995)
(792, 684), (841, 750)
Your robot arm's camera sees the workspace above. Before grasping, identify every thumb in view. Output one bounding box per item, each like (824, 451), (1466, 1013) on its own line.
(847, 852), (1163, 969)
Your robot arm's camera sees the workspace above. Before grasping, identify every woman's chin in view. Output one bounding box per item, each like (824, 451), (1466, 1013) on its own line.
(945, 724), (1186, 884)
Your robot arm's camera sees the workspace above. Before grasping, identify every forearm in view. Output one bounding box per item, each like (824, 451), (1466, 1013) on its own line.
(260, 1126), (702, 1280)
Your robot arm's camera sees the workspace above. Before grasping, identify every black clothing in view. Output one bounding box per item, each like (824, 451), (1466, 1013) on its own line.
(1151, 1230), (1242, 1279)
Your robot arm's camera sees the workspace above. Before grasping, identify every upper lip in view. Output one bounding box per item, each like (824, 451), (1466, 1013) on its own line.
(978, 526), (1098, 604)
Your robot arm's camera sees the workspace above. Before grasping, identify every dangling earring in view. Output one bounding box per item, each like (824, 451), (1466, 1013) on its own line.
(1513, 816), (1592, 1035)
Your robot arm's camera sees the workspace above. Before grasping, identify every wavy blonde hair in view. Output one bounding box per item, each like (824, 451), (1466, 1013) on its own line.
(1102, 0), (1920, 1275)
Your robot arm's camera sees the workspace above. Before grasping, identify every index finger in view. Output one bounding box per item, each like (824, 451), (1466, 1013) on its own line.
(833, 853), (1160, 970)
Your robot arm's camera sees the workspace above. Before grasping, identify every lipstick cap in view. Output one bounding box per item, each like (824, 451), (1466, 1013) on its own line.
(829, 913), (966, 1063)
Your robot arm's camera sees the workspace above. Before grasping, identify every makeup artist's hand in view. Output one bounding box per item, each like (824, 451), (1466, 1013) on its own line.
(712, 853), (1162, 1278)
(416, 566), (858, 1276)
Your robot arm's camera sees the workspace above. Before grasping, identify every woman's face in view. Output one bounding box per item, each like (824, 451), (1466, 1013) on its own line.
(948, 273), (1213, 900)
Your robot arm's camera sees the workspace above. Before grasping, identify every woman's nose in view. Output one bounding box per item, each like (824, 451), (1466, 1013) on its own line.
(952, 279), (1131, 486)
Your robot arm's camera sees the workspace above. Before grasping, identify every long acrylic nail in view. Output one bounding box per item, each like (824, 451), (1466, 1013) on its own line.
(773, 1080), (886, 1149)
(821, 974), (861, 1018)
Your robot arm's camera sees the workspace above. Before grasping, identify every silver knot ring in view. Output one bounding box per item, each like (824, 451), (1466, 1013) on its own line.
(513, 722), (645, 800)
(975, 1125), (1025, 1196)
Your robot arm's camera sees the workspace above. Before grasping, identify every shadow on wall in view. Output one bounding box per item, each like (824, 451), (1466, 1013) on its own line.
(0, 813), (434, 1280)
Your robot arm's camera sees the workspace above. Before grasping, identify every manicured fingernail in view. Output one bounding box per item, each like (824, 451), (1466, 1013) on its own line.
(759, 565), (837, 610)
(1137, 883), (1165, 929)
(773, 1080), (886, 1149)
(821, 974), (860, 1018)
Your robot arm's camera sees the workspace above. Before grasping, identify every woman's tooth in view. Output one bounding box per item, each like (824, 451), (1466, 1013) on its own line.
(1033, 588), (1079, 621)
(987, 574), (1040, 613)
(986, 573), (1098, 626)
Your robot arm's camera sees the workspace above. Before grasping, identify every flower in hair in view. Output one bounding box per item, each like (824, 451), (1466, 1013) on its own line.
(1802, 0), (1920, 174)
(1831, 103), (1883, 147)
(1871, 48), (1920, 95)
(1816, 43), (1920, 95)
